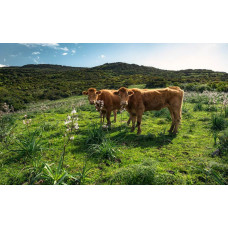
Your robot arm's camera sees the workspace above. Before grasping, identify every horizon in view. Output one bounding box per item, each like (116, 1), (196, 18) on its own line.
(1, 61), (228, 73)
(1, 43), (228, 73)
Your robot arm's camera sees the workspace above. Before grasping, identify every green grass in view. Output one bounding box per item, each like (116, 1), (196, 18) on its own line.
(0, 92), (228, 185)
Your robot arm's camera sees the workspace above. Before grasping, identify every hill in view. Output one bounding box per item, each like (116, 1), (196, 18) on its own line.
(0, 62), (227, 110)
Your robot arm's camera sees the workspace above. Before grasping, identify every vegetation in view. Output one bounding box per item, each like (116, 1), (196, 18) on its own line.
(0, 62), (227, 110)
(0, 89), (227, 185)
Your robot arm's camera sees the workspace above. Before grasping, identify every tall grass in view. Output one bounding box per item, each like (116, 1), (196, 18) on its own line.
(89, 138), (119, 161)
(211, 114), (226, 131)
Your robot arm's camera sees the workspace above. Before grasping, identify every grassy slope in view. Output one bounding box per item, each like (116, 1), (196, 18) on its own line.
(0, 92), (227, 185)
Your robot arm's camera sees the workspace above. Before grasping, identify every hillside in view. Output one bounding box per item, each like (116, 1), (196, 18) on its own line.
(0, 62), (227, 110)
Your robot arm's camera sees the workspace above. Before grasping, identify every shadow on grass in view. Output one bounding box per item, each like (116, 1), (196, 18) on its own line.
(110, 129), (176, 149)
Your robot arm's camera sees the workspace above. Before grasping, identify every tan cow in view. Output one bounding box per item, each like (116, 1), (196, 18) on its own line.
(82, 88), (121, 126)
(114, 86), (184, 135)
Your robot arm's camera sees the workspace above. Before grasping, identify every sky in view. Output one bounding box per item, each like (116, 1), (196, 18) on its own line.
(0, 43), (228, 72)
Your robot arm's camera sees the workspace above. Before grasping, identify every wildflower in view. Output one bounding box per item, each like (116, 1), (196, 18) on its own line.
(71, 109), (77, 115)
(70, 136), (74, 140)
(74, 123), (79, 130)
(67, 115), (71, 120)
(23, 119), (32, 125)
(64, 120), (71, 125)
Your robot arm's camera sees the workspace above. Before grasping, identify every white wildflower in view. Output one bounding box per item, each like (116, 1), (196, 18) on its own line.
(71, 109), (77, 115)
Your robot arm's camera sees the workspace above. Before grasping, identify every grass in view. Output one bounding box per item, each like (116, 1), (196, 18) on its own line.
(0, 91), (228, 185)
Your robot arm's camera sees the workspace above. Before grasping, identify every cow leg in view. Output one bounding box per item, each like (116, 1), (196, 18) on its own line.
(131, 114), (136, 132)
(127, 114), (132, 126)
(113, 110), (117, 122)
(168, 107), (175, 134)
(102, 111), (106, 123)
(100, 110), (106, 123)
(136, 112), (143, 135)
(106, 110), (112, 127)
(172, 108), (181, 135)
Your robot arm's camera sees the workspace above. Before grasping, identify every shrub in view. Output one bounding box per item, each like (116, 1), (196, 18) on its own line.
(0, 114), (16, 142)
(211, 114), (226, 131)
(86, 124), (106, 145)
(193, 103), (203, 111)
(13, 130), (44, 160)
(218, 129), (228, 155)
(110, 159), (157, 184)
(224, 107), (228, 118)
(89, 138), (119, 161)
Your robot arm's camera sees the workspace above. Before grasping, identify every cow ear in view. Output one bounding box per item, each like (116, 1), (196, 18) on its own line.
(96, 91), (101, 95)
(128, 90), (134, 96)
(82, 91), (88, 95)
(113, 91), (119, 95)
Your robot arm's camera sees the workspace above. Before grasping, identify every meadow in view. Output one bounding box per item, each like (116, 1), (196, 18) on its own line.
(0, 87), (227, 185)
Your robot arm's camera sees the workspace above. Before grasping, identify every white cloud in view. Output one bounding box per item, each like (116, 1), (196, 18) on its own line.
(71, 49), (76, 54)
(3, 58), (6, 62)
(21, 43), (59, 48)
(32, 51), (40, 55)
(62, 53), (68, 56)
(60, 47), (69, 52)
(100, 54), (105, 59)
(0, 64), (7, 67)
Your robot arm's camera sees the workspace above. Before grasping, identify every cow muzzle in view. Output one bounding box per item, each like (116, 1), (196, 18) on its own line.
(89, 101), (95, 105)
(121, 101), (128, 106)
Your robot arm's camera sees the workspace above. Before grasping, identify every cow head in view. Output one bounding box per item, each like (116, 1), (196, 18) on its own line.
(82, 88), (101, 105)
(114, 87), (134, 106)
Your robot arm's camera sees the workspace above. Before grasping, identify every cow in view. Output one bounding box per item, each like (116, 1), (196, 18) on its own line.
(82, 88), (121, 126)
(114, 86), (184, 135)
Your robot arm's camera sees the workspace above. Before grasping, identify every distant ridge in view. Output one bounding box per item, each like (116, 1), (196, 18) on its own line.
(2, 62), (226, 74)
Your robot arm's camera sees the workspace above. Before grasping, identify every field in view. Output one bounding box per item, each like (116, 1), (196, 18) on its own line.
(0, 88), (228, 185)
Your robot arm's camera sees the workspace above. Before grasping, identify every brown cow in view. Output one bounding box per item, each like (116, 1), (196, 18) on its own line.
(114, 86), (184, 135)
(82, 88), (121, 126)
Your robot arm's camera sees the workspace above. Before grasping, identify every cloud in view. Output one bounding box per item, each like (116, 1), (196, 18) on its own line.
(100, 54), (105, 59)
(21, 43), (69, 53)
(32, 52), (40, 55)
(0, 64), (7, 67)
(71, 50), (76, 54)
(62, 53), (68, 56)
(60, 47), (69, 52)
(21, 43), (59, 48)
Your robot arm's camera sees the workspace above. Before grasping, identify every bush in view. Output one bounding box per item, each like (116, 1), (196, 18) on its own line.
(218, 129), (228, 155)
(86, 124), (106, 145)
(193, 103), (203, 111)
(211, 114), (226, 131)
(89, 138), (119, 161)
(0, 114), (16, 142)
(110, 159), (157, 184)
(13, 130), (44, 160)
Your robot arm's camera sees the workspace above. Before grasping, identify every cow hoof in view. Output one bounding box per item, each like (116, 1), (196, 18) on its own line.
(137, 131), (141, 135)
(130, 128), (135, 132)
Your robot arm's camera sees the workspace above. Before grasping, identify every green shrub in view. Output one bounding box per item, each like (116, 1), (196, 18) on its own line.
(89, 138), (119, 161)
(218, 129), (228, 155)
(225, 107), (228, 118)
(86, 124), (106, 145)
(211, 114), (226, 131)
(193, 103), (203, 111)
(13, 130), (44, 160)
(0, 114), (16, 142)
(110, 159), (157, 184)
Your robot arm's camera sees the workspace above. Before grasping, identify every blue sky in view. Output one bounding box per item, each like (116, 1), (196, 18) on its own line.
(0, 43), (228, 72)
